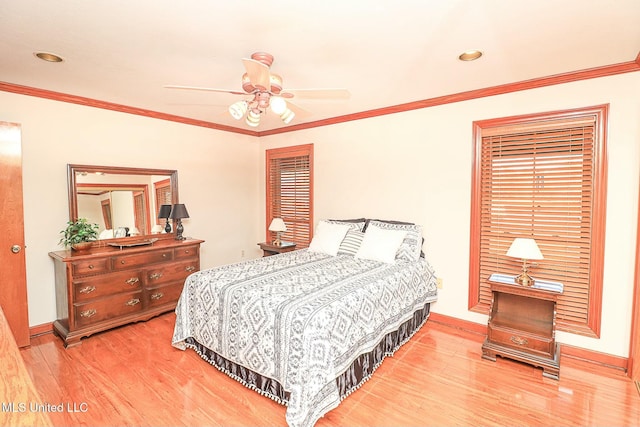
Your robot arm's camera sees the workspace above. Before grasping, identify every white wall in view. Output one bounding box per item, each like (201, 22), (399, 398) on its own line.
(0, 91), (261, 326)
(1, 71), (638, 357)
(260, 72), (640, 357)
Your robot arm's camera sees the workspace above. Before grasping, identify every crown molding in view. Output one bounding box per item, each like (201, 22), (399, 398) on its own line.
(1, 51), (639, 137)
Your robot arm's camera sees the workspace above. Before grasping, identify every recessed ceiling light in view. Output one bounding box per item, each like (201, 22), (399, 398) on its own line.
(458, 50), (483, 61)
(34, 52), (64, 63)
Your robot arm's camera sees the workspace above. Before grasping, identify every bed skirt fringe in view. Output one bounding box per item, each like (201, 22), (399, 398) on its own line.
(184, 302), (431, 407)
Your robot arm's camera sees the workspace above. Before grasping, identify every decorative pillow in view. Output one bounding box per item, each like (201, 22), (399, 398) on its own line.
(367, 220), (423, 262)
(355, 225), (407, 264)
(327, 218), (366, 231)
(337, 229), (365, 256)
(308, 220), (351, 256)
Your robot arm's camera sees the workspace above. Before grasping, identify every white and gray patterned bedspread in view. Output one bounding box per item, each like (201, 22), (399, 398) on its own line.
(172, 249), (437, 427)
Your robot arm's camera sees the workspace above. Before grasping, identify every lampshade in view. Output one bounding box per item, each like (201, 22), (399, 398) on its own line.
(169, 204), (190, 220)
(268, 218), (287, 232)
(158, 204), (172, 219)
(506, 238), (544, 260)
(229, 100), (248, 120)
(280, 108), (295, 124)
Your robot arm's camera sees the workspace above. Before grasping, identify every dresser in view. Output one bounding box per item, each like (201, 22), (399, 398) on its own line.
(481, 279), (561, 379)
(49, 237), (203, 347)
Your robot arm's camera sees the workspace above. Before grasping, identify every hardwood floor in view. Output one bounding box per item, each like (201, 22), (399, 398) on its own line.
(18, 313), (640, 426)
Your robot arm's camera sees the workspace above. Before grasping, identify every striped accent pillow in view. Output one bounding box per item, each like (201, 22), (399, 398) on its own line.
(338, 229), (365, 256)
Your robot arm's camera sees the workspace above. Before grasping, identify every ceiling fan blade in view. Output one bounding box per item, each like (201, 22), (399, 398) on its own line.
(286, 100), (312, 119)
(285, 88), (350, 100)
(164, 85), (245, 95)
(242, 58), (271, 91)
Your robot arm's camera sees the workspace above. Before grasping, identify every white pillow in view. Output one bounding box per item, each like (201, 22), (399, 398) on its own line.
(308, 221), (351, 256)
(355, 225), (407, 263)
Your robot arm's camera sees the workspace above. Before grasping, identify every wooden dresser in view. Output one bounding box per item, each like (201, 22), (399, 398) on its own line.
(49, 237), (203, 348)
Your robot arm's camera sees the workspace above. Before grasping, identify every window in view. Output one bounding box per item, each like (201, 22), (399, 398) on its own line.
(266, 144), (314, 247)
(469, 105), (608, 337)
(154, 178), (172, 225)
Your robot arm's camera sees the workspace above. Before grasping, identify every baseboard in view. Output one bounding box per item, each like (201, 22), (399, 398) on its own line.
(429, 312), (487, 335)
(561, 343), (628, 372)
(429, 311), (628, 372)
(30, 322), (54, 338)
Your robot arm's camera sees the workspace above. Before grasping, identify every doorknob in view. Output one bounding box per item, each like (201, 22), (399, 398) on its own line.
(11, 245), (21, 254)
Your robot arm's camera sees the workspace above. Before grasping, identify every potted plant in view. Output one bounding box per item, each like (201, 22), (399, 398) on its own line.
(59, 218), (99, 251)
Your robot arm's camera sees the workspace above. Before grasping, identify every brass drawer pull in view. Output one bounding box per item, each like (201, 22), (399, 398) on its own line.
(162, 253), (168, 258)
(510, 336), (529, 346)
(80, 309), (97, 318)
(149, 272), (163, 280)
(88, 264), (95, 269)
(151, 292), (164, 300)
(184, 250), (190, 254)
(185, 266), (196, 272)
(79, 285), (96, 294)
(125, 277), (140, 285)
(121, 260), (126, 265)
(125, 298), (141, 306)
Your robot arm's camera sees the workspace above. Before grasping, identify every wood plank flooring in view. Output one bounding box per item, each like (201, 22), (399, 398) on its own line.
(16, 313), (640, 426)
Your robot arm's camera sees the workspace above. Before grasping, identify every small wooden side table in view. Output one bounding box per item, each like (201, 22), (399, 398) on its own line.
(482, 278), (562, 379)
(258, 241), (296, 257)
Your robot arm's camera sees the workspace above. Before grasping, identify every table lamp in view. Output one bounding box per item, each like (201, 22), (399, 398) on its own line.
(268, 218), (287, 246)
(506, 238), (544, 286)
(169, 204), (189, 240)
(158, 204), (172, 233)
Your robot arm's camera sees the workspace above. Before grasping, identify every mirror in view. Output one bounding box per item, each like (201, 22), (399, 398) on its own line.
(68, 164), (178, 240)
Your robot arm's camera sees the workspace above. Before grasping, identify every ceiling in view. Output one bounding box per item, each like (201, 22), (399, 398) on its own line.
(1, 0), (639, 133)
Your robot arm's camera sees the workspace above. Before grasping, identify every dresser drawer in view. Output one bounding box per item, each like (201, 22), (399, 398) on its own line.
(174, 244), (199, 260)
(145, 260), (199, 286)
(146, 282), (185, 308)
(71, 258), (111, 277)
(488, 326), (554, 358)
(112, 249), (174, 270)
(73, 270), (143, 302)
(74, 291), (143, 327)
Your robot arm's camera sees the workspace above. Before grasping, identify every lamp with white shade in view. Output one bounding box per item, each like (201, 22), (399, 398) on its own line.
(268, 218), (287, 246)
(506, 238), (544, 287)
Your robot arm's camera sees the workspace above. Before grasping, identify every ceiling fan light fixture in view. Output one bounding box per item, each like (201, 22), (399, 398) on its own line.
(246, 109), (261, 127)
(270, 96), (287, 115)
(269, 74), (283, 94)
(280, 108), (295, 124)
(229, 100), (248, 120)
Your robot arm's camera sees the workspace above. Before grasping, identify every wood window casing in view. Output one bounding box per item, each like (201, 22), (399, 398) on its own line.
(469, 105), (608, 338)
(266, 144), (314, 248)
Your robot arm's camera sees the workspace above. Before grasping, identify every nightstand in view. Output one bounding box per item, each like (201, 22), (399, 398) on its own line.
(482, 278), (562, 379)
(258, 241), (296, 257)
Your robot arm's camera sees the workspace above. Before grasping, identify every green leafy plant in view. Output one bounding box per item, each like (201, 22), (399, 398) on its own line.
(59, 218), (99, 248)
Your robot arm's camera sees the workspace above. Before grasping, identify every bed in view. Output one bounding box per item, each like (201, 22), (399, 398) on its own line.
(172, 219), (438, 427)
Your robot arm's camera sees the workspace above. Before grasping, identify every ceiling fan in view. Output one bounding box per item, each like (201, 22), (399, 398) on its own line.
(164, 52), (350, 127)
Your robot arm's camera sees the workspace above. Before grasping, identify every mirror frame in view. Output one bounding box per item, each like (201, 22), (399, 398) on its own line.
(67, 164), (179, 240)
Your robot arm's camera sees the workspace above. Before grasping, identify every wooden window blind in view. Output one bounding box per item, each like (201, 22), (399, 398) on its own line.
(133, 191), (148, 234)
(266, 144), (314, 248)
(469, 105), (608, 337)
(154, 178), (171, 225)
